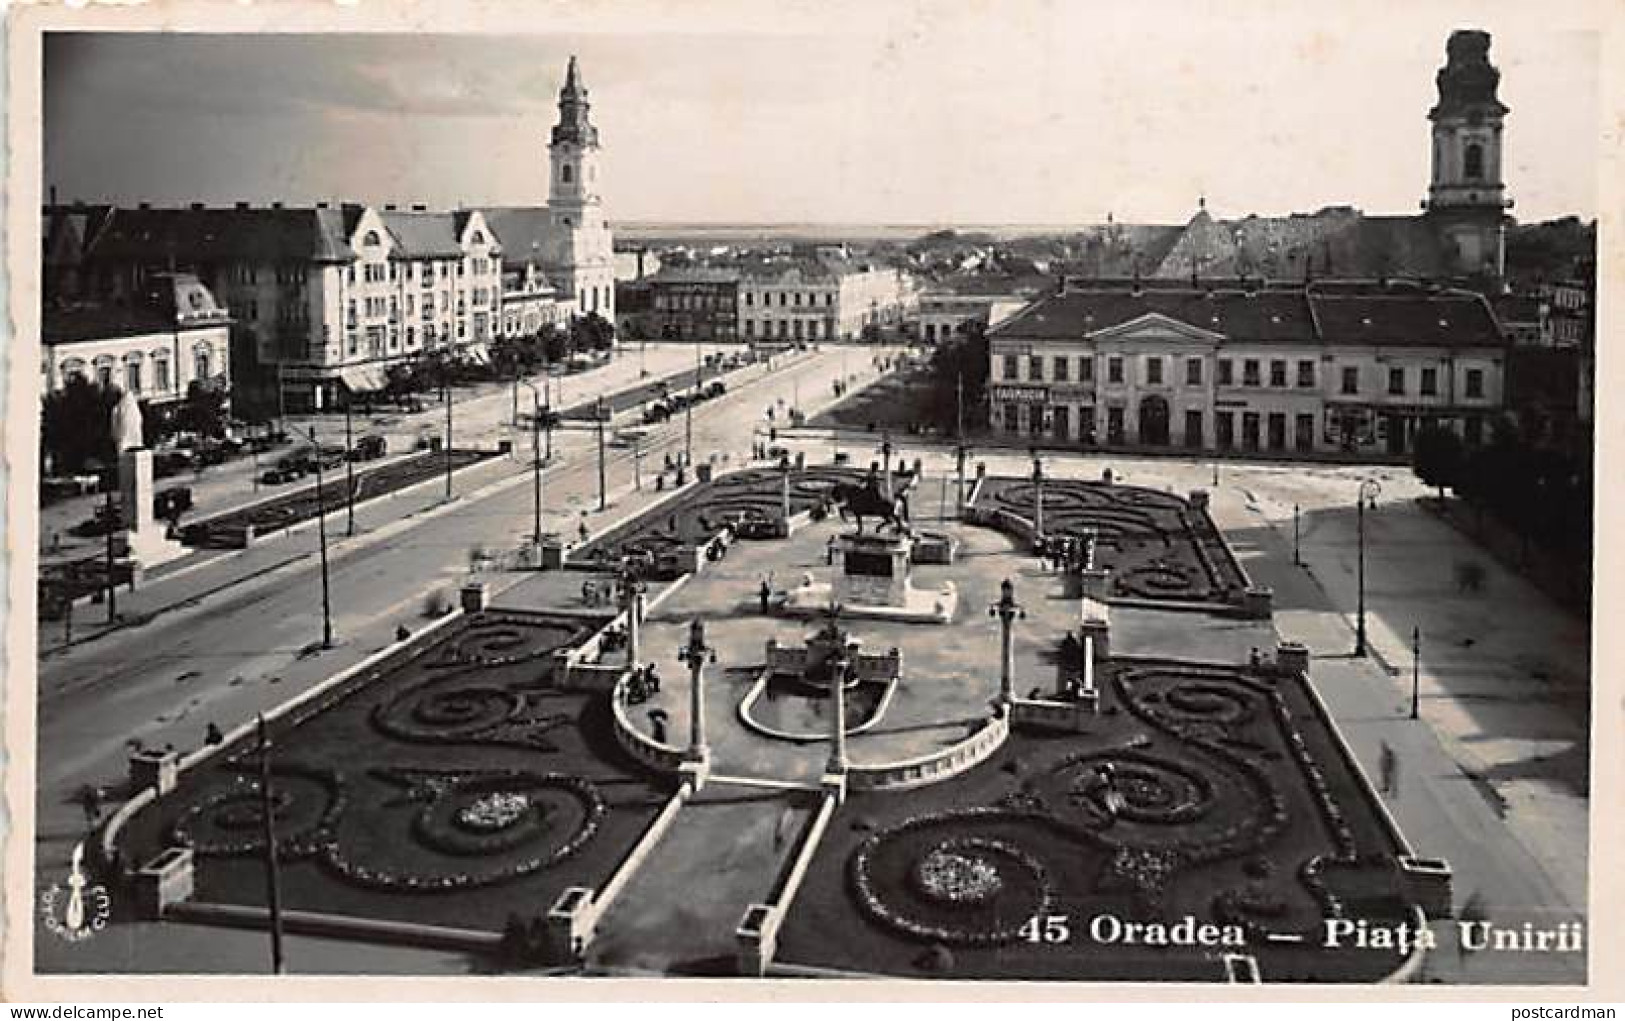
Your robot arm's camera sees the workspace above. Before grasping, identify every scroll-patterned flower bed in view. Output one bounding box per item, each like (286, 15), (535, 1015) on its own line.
(778, 658), (1423, 982)
(113, 610), (668, 935)
(578, 465), (911, 574)
(970, 477), (1248, 607)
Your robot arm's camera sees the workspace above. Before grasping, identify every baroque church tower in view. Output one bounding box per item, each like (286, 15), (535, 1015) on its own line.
(1423, 29), (1511, 278)
(546, 56), (615, 321)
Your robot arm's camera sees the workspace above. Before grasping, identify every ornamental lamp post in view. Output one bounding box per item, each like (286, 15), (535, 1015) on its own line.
(988, 577), (1026, 707)
(1354, 478), (1382, 657)
(1411, 625), (1422, 720)
(678, 618), (717, 764)
(304, 427), (334, 650)
(518, 380), (545, 544)
(1031, 446), (1046, 544)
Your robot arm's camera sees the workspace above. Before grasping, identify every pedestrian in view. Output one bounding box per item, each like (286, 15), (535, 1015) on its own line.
(204, 722), (224, 746)
(76, 784), (102, 827)
(759, 578), (773, 615)
(1378, 740), (1399, 797)
(1247, 647), (1261, 670)
(826, 536), (838, 566)
(646, 664), (662, 693)
(578, 517), (590, 543)
(396, 624), (412, 642)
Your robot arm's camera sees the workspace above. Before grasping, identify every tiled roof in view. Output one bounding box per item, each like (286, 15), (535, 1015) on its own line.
(992, 279), (1504, 350)
(44, 274), (229, 344)
(483, 207), (559, 265)
(84, 206), (356, 265)
(1152, 207), (1451, 281)
(648, 267), (742, 285)
(379, 210), (465, 260)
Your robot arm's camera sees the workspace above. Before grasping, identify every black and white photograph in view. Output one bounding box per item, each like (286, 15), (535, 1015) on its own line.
(3, 0), (1613, 996)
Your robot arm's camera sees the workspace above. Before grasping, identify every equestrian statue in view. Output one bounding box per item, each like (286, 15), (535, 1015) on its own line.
(827, 475), (911, 536)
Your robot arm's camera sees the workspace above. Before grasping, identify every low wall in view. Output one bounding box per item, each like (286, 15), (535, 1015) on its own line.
(847, 714), (1009, 791)
(611, 672), (687, 773)
(547, 783), (692, 962)
(736, 791), (839, 976)
(1010, 695), (1097, 732)
(168, 901), (501, 954)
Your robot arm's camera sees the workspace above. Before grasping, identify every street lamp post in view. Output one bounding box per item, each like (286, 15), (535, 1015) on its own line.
(1410, 626), (1422, 720)
(443, 383), (454, 500)
(596, 395), (608, 511)
(518, 380), (544, 544)
(306, 427), (334, 650)
(685, 341), (699, 468)
(343, 395), (356, 537)
(1354, 479), (1382, 657)
(1292, 503), (1300, 566)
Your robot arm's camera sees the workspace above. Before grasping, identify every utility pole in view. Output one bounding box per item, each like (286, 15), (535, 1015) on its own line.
(256, 714), (285, 975)
(1355, 479), (1381, 657)
(102, 471), (117, 624)
(685, 341), (698, 468)
(343, 395), (356, 537)
(308, 428), (334, 649)
(443, 383), (454, 500)
(1411, 626), (1422, 720)
(1292, 503), (1300, 566)
(596, 395), (608, 511)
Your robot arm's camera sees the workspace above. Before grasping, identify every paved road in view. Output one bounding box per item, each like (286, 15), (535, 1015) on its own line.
(29, 343), (895, 976)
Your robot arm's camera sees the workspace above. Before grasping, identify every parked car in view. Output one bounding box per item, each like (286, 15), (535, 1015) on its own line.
(351, 434), (388, 461)
(153, 487), (193, 519)
(610, 427), (652, 450)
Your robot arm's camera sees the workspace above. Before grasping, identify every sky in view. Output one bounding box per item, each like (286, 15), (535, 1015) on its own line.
(40, 1), (1605, 225)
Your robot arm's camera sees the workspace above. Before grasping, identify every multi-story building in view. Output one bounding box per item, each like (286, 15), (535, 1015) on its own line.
(915, 284), (1039, 344)
(42, 57), (615, 411)
(738, 260), (910, 343)
(987, 278), (1506, 458)
(42, 272), (232, 406)
(500, 262), (568, 340)
(646, 267), (740, 341)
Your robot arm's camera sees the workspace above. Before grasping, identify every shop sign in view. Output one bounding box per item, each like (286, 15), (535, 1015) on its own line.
(991, 385), (1050, 404)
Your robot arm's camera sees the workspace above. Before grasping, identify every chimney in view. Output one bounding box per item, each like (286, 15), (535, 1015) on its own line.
(316, 201), (329, 209)
(190, 202), (205, 211)
(271, 201), (284, 210)
(138, 202), (152, 211)
(385, 203), (398, 211)
(235, 201), (250, 210)
(411, 203), (427, 212)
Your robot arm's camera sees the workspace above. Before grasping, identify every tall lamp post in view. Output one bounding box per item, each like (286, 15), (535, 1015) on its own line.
(304, 427), (334, 649)
(685, 340), (700, 468)
(518, 380), (545, 544)
(1410, 625), (1422, 719)
(1354, 478), (1382, 657)
(443, 382), (454, 500)
(342, 392), (356, 537)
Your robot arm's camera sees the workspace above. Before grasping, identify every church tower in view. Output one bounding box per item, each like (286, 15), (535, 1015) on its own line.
(549, 55), (602, 231)
(1423, 29), (1511, 277)
(545, 56), (615, 321)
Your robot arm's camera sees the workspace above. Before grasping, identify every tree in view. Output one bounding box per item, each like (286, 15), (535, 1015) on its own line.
(1411, 424), (1464, 499)
(572, 312), (616, 354)
(178, 379), (229, 438)
(41, 377), (118, 476)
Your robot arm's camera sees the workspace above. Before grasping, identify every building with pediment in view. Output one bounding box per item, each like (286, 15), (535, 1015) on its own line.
(986, 277), (1506, 458)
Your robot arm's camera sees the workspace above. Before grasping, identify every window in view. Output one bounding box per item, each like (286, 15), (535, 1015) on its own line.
(124, 356), (142, 394)
(1243, 359), (1260, 386)
(1297, 359), (1315, 388)
(1388, 367), (1405, 395)
(1108, 356), (1124, 384)
(1217, 359), (1233, 386)
(1269, 359), (1286, 387)
(1003, 354), (1019, 380)
(1079, 357), (1094, 383)
(94, 357), (114, 388)
(364, 231), (380, 246)
(1464, 143), (1484, 181)
(1341, 366), (1359, 395)
(1465, 368), (1484, 398)
(1186, 358), (1202, 386)
(793, 293), (802, 306)
(779, 293), (788, 307)
(1146, 357), (1163, 385)
(561, 163), (573, 183)
(1421, 367), (1438, 396)
(153, 355), (171, 393)
(1029, 355), (1043, 381)
(1053, 356), (1069, 382)
(193, 346), (212, 382)
(745, 292), (754, 306)
(825, 294), (833, 307)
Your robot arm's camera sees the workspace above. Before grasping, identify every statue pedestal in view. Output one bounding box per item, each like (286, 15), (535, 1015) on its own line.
(120, 448), (186, 570)
(782, 531), (956, 624)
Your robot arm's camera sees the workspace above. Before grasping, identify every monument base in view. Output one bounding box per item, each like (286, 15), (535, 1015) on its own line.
(124, 526), (187, 571)
(781, 579), (957, 624)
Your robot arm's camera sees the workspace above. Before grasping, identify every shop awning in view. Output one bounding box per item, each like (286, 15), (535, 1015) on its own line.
(335, 363), (389, 393)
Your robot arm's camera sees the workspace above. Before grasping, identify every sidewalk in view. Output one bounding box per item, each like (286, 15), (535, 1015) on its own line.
(1214, 485), (1586, 984)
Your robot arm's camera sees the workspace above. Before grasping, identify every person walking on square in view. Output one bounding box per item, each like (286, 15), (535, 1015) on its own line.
(759, 577), (773, 615)
(1378, 740), (1400, 798)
